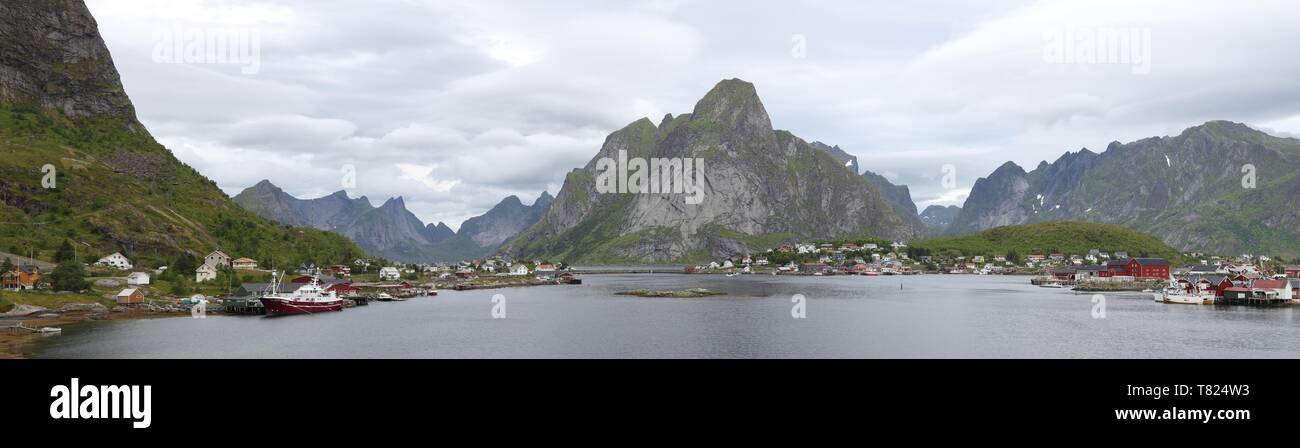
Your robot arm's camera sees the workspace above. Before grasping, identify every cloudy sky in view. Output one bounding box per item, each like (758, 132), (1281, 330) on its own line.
(84, 0), (1300, 229)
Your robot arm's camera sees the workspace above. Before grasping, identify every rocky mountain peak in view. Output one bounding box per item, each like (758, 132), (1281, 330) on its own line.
(535, 191), (554, 208)
(503, 79), (916, 263)
(691, 78), (772, 136)
(991, 161), (1027, 177)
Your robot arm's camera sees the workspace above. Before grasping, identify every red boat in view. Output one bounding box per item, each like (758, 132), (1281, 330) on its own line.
(259, 271), (344, 315)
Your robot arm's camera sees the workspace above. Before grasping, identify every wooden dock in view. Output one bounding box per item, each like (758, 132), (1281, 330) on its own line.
(221, 298), (266, 315)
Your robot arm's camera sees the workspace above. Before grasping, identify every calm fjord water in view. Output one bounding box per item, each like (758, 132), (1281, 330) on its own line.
(32, 274), (1300, 358)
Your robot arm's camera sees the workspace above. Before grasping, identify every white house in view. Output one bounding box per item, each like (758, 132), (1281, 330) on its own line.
(195, 264), (217, 283)
(126, 271), (151, 286)
(379, 267), (401, 281)
(535, 263), (557, 279)
(511, 265), (529, 276)
(204, 250), (231, 268)
(96, 252), (133, 270)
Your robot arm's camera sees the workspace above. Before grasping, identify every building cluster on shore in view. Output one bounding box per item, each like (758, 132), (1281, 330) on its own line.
(685, 241), (917, 276)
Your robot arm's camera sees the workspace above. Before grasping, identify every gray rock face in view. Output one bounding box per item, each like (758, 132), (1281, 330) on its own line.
(919, 205), (962, 232)
(809, 141), (925, 232)
(502, 79), (918, 263)
(949, 121), (1300, 256)
(457, 193), (552, 247)
(425, 222), (455, 243)
(0, 0), (139, 121)
(234, 180), (552, 262)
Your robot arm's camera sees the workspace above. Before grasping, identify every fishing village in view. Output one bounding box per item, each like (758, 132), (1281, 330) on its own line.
(4, 235), (1300, 358)
(0, 244), (588, 357)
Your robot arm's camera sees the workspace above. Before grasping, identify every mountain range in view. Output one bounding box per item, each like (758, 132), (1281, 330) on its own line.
(0, 0), (364, 268)
(919, 205), (962, 233)
(233, 181), (551, 263)
(948, 121), (1300, 257)
(499, 79), (919, 263)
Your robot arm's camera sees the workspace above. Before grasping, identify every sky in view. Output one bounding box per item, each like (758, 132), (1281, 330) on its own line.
(84, 0), (1300, 230)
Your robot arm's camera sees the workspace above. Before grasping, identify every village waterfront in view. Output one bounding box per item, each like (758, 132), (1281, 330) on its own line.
(20, 273), (1300, 359)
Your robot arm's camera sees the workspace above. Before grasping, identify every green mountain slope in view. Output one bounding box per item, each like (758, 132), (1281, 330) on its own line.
(0, 0), (364, 269)
(910, 221), (1183, 261)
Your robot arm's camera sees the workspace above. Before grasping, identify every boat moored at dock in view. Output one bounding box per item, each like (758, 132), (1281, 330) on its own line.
(1157, 281), (1215, 305)
(259, 270), (344, 315)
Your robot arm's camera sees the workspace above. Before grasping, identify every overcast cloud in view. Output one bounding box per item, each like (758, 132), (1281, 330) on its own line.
(85, 0), (1300, 229)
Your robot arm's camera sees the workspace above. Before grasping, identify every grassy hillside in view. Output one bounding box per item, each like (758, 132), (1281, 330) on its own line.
(909, 221), (1183, 261)
(0, 105), (366, 270)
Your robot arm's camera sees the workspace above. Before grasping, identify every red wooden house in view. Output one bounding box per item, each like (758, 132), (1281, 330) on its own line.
(1100, 258), (1170, 280)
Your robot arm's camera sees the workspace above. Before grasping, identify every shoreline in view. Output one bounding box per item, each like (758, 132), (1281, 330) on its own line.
(1, 309), (188, 359)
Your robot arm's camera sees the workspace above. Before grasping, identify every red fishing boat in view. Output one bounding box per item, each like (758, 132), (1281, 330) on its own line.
(259, 270), (344, 315)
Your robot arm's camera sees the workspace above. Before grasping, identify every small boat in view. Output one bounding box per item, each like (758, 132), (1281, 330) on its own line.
(38, 327), (62, 334)
(1157, 281), (1214, 305)
(725, 272), (740, 277)
(1039, 284), (1065, 288)
(376, 293), (394, 302)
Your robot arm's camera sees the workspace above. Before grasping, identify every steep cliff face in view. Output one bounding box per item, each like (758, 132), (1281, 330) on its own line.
(0, 0), (138, 121)
(502, 79), (917, 263)
(810, 141), (925, 233)
(0, 0), (365, 268)
(950, 121), (1300, 256)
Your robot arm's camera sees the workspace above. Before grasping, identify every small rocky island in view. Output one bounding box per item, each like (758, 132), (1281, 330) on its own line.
(616, 288), (726, 298)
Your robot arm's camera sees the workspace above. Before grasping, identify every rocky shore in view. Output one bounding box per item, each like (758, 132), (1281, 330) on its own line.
(1, 303), (188, 359)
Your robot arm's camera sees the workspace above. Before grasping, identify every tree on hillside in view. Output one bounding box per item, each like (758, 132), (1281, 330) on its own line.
(1, 257), (13, 273)
(174, 253), (199, 276)
(49, 262), (89, 292)
(54, 240), (76, 262)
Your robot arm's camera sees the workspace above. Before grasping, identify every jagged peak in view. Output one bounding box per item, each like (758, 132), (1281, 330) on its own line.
(535, 191), (554, 206)
(1183, 120), (1254, 135)
(690, 78), (772, 131)
(1053, 147), (1097, 165)
(380, 196), (405, 209)
(242, 179), (284, 196)
(991, 161), (1026, 176)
